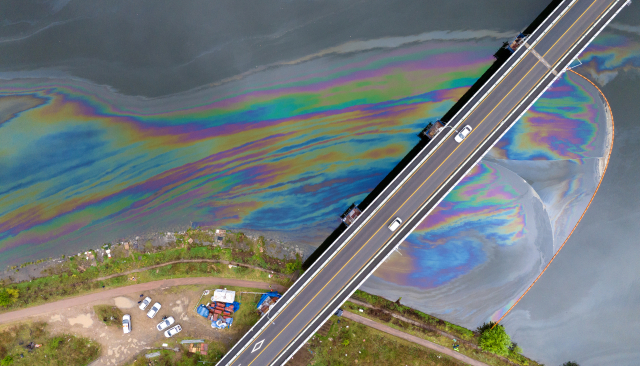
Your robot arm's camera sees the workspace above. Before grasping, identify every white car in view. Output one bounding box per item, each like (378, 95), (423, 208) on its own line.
(139, 297), (152, 310)
(156, 316), (175, 331)
(147, 302), (162, 318)
(164, 324), (182, 338)
(388, 217), (402, 231)
(454, 125), (472, 143)
(122, 314), (131, 334)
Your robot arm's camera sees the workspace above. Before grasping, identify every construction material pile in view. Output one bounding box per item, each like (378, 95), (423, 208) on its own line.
(197, 301), (240, 329)
(196, 289), (241, 330)
(257, 291), (281, 315)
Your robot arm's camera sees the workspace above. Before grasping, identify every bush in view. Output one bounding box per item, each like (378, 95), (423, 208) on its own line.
(478, 323), (511, 356)
(0, 288), (19, 307)
(47, 336), (64, 351)
(510, 344), (523, 354)
(284, 262), (300, 274)
(562, 362), (580, 366)
(508, 343), (529, 366)
(1, 356), (13, 366)
(94, 305), (124, 327)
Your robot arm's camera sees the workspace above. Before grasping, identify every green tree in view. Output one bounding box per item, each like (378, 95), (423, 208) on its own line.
(478, 323), (511, 356)
(562, 362), (580, 366)
(0, 288), (19, 307)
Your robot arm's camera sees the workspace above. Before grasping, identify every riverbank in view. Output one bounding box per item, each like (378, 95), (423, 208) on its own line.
(0, 228), (542, 365)
(0, 226), (314, 284)
(0, 228), (301, 313)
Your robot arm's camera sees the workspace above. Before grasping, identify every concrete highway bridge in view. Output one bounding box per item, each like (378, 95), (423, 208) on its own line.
(217, 0), (630, 364)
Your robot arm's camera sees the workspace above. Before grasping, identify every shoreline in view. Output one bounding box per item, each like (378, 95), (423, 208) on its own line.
(1, 226), (315, 285)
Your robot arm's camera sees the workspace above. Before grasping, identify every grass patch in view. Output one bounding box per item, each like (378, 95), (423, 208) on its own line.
(129, 342), (227, 366)
(343, 291), (542, 366)
(351, 290), (475, 340)
(300, 317), (464, 365)
(94, 305), (124, 327)
(1, 233), (299, 314)
(0, 321), (99, 366)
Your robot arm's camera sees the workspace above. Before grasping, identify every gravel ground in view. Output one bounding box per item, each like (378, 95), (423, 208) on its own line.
(0, 278), (286, 366)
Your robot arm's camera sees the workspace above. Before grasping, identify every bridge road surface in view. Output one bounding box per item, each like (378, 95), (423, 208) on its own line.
(220, 0), (628, 365)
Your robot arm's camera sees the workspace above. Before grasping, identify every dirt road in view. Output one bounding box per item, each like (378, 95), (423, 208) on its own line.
(343, 312), (490, 366)
(1, 277), (488, 366)
(0, 277), (287, 325)
(93, 259), (293, 282)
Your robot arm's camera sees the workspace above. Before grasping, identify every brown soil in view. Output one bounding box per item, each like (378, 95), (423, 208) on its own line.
(230, 249), (253, 263)
(287, 344), (314, 366)
(0, 278), (286, 326)
(41, 286), (228, 366)
(0, 280), (282, 366)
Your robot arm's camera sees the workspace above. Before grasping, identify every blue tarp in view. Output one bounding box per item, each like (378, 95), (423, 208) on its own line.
(231, 301), (241, 312)
(257, 291), (281, 309)
(197, 304), (210, 318)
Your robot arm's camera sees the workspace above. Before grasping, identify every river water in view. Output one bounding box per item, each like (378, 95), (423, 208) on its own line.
(1, 1), (639, 364)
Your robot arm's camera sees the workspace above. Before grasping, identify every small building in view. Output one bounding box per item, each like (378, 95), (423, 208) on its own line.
(211, 289), (236, 303)
(340, 203), (362, 226)
(215, 229), (227, 243)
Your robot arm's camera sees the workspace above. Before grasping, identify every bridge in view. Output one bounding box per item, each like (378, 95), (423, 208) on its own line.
(217, 0), (630, 364)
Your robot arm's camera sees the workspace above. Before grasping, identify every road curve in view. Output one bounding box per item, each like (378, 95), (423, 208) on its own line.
(0, 277), (287, 325)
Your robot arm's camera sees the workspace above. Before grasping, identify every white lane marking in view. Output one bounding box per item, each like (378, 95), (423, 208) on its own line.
(524, 42), (558, 74)
(251, 340), (265, 354)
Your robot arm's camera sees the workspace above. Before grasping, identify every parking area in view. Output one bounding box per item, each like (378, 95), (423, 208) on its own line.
(40, 284), (263, 366)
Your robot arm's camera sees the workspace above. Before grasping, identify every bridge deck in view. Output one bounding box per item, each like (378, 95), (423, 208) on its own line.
(219, 0), (627, 364)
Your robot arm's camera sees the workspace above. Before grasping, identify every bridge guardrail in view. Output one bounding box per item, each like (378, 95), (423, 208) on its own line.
(218, 0), (615, 364)
(273, 1), (591, 364)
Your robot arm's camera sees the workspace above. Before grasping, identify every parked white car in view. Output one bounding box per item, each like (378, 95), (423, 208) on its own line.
(139, 297), (152, 310)
(388, 217), (402, 231)
(122, 314), (131, 334)
(156, 316), (175, 331)
(454, 125), (472, 143)
(147, 302), (162, 318)
(164, 324), (182, 338)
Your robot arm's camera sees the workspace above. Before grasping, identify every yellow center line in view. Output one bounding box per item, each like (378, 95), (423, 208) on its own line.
(250, 52), (545, 366)
(249, 58), (540, 366)
(235, 0), (606, 364)
(243, 54), (541, 366)
(540, 0), (599, 58)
